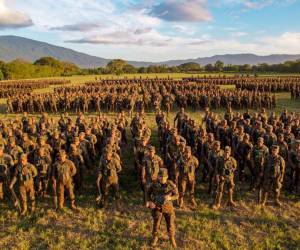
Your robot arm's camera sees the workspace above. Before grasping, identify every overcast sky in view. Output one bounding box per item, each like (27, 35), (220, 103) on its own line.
(0, 0), (300, 61)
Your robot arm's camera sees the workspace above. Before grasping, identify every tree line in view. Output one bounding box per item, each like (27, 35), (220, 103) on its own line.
(0, 57), (300, 80)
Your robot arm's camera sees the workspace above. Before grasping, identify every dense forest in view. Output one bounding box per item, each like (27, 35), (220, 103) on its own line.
(0, 57), (300, 80)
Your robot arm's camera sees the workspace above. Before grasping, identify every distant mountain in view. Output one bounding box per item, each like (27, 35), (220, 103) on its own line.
(160, 54), (300, 66)
(1, 35), (300, 68)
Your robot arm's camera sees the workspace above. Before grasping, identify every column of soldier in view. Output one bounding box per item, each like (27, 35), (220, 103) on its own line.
(6, 78), (277, 114)
(0, 111), (129, 213)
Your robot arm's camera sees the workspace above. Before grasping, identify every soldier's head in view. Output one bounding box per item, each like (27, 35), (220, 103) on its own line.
(257, 137), (264, 147)
(180, 107), (184, 113)
(8, 137), (16, 147)
(38, 137), (45, 146)
(70, 144), (77, 153)
(266, 125), (273, 133)
(58, 150), (67, 162)
(277, 133), (284, 142)
(238, 125), (244, 133)
(149, 146), (155, 158)
(53, 131), (60, 139)
(38, 147), (45, 156)
(73, 137), (80, 146)
(271, 145), (279, 156)
(185, 146), (192, 158)
(105, 149), (113, 160)
(79, 132), (85, 140)
(214, 141), (221, 151)
(158, 168), (168, 184)
(208, 133), (214, 142)
(20, 153), (28, 165)
(85, 128), (91, 135)
(295, 140), (300, 150)
(224, 146), (231, 158)
(243, 134), (250, 142)
(22, 133), (29, 141)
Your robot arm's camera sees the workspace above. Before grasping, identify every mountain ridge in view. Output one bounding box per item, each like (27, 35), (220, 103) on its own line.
(1, 35), (300, 68)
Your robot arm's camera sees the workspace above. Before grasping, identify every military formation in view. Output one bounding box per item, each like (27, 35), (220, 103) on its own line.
(6, 78), (280, 114)
(0, 76), (300, 248)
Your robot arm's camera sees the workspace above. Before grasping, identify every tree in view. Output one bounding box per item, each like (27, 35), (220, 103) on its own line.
(123, 64), (137, 74)
(214, 60), (224, 72)
(106, 59), (128, 75)
(178, 62), (202, 72)
(205, 64), (215, 72)
(34, 57), (63, 68)
(0, 69), (4, 80)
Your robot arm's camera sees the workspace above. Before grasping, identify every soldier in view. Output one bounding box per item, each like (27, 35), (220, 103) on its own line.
(174, 107), (187, 133)
(96, 148), (122, 209)
(208, 141), (224, 195)
(0, 146), (14, 200)
(34, 147), (52, 197)
(69, 144), (85, 192)
(52, 150), (77, 210)
(177, 146), (199, 209)
(213, 146), (237, 210)
(142, 146), (164, 204)
(9, 154), (37, 215)
(146, 168), (178, 248)
(236, 134), (253, 182)
(260, 145), (285, 206)
(288, 140), (300, 192)
(251, 137), (269, 190)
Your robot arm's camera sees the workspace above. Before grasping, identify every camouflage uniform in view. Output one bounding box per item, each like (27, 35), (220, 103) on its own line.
(177, 146), (199, 208)
(213, 147), (237, 209)
(260, 145), (285, 206)
(147, 168), (178, 248)
(97, 150), (122, 208)
(11, 154), (37, 215)
(251, 138), (269, 190)
(52, 151), (77, 209)
(0, 151), (14, 200)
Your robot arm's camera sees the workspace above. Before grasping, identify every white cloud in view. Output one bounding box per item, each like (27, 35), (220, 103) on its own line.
(150, 0), (212, 22)
(0, 0), (33, 29)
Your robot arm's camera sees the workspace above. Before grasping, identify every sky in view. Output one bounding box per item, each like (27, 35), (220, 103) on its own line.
(0, 0), (300, 62)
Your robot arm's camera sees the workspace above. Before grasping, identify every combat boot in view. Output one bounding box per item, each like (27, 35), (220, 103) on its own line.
(190, 197), (197, 208)
(21, 204), (28, 216)
(31, 201), (36, 213)
(261, 192), (268, 207)
(229, 190), (237, 207)
(169, 235), (177, 248)
(70, 200), (77, 210)
(275, 191), (281, 207)
(258, 189), (263, 204)
(178, 197), (184, 209)
(150, 235), (158, 247)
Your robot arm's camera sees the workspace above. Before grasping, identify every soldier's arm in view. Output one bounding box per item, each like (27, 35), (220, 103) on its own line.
(70, 161), (77, 177)
(280, 158), (286, 182)
(31, 165), (38, 178)
(116, 160), (122, 173)
(166, 182), (179, 201)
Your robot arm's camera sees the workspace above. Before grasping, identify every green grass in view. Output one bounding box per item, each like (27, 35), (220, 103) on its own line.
(0, 74), (300, 249)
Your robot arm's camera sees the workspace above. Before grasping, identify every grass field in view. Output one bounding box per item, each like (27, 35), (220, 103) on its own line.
(0, 74), (300, 250)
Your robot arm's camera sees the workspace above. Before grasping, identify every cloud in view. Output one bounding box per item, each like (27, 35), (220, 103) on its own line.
(223, 0), (296, 10)
(0, 0), (33, 29)
(134, 27), (152, 35)
(65, 29), (171, 47)
(150, 0), (212, 22)
(50, 22), (104, 32)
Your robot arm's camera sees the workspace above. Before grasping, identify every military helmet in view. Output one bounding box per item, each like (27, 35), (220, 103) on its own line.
(158, 168), (168, 178)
